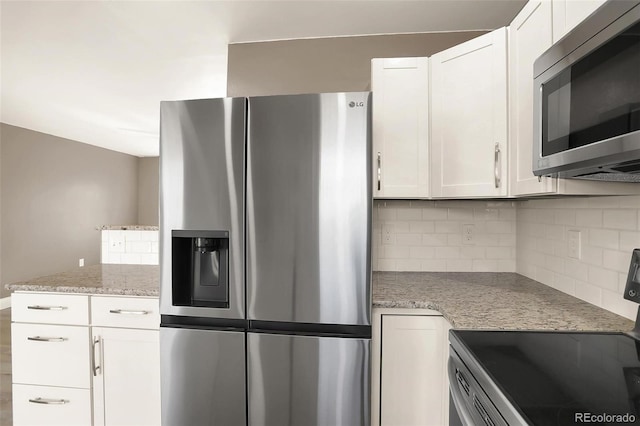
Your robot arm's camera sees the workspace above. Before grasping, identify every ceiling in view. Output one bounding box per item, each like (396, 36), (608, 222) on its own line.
(0, 1), (526, 157)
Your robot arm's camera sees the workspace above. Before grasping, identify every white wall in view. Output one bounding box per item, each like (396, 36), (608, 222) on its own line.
(373, 200), (516, 272)
(516, 195), (640, 320)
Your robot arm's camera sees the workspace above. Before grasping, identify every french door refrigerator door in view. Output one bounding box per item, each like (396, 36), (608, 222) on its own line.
(159, 97), (246, 320)
(247, 332), (370, 426)
(160, 327), (246, 426)
(246, 92), (372, 326)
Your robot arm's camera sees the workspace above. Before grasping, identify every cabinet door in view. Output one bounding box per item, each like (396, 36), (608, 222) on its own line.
(372, 57), (429, 198)
(431, 28), (508, 198)
(380, 315), (446, 426)
(552, 0), (607, 43)
(92, 327), (160, 426)
(509, 0), (557, 196)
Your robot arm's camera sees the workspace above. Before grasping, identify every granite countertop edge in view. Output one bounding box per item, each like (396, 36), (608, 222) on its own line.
(372, 271), (636, 332)
(5, 268), (635, 332)
(6, 284), (158, 297)
(5, 264), (160, 298)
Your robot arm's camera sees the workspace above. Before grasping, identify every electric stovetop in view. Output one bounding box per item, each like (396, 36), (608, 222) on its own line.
(452, 330), (640, 425)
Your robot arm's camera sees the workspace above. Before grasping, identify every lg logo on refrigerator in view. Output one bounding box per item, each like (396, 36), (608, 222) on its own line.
(349, 101), (364, 108)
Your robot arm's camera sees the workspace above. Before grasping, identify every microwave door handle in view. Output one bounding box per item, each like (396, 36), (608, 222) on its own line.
(494, 143), (501, 189)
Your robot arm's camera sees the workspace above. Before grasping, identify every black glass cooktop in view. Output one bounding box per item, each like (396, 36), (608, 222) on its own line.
(454, 330), (640, 425)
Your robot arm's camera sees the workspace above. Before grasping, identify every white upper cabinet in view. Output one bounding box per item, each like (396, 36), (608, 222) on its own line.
(508, 0), (640, 197)
(372, 57), (430, 198)
(430, 28), (508, 198)
(552, 0), (607, 43)
(509, 0), (557, 196)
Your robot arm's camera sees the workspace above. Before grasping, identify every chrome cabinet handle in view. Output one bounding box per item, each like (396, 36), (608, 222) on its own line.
(494, 143), (501, 189)
(377, 152), (381, 191)
(92, 336), (101, 376)
(28, 398), (69, 405)
(27, 336), (67, 342)
(109, 309), (149, 315)
(27, 305), (67, 311)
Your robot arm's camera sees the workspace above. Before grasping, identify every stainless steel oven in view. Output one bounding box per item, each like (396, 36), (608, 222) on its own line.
(533, 0), (640, 180)
(449, 330), (640, 426)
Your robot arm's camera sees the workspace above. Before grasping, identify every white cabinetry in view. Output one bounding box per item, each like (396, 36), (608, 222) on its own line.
(11, 293), (91, 426)
(371, 308), (450, 426)
(509, 0), (556, 196)
(11, 292), (160, 426)
(508, 0), (640, 197)
(552, 0), (607, 43)
(372, 57), (429, 198)
(430, 28), (508, 198)
(92, 328), (160, 426)
(91, 296), (161, 426)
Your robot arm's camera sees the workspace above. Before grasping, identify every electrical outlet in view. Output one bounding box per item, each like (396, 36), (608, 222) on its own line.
(383, 225), (392, 245)
(79, 258), (85, 267)
(568, 230), (581, 259)
(463, 224), (475, 245)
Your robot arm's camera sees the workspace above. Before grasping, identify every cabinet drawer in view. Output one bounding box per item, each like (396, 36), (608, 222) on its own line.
(91, 296), (159, 329)
(12, 293), (89, 325)
(13, 384), (91, 426)
(12, 323), (90, 388)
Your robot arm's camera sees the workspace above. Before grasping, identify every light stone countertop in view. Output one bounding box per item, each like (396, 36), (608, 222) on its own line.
(373, 271), (635, 331)
(5, 267), (635, 331)
(5, 264), (159, 297)
(97, 225), (159, 231)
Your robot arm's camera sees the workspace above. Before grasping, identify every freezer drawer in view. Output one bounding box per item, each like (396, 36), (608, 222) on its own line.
(247, 332), (370, 426)
(160, 326), (246, 426)
(247, 92), (371, 326)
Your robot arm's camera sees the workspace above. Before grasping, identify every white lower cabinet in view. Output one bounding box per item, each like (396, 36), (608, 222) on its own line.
(92, 327), (161, 426)
(13, 384), (92, 426)
(372, 308), (451, 426)
(11, 292), (160, 426)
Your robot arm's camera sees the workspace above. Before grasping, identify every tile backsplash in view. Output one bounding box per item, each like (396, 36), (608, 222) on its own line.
(101, 230), (159, 265)
(374, 196), (640, 320)
(516, 195), (640, 320)
(373, 200), (516, 272)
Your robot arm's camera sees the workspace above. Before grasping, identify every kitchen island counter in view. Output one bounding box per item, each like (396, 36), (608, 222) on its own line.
(373, 271), (635, 331)
(5, 264), (159, 296)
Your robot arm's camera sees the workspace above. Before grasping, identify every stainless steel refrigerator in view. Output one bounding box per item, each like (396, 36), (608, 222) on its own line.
(159, 93), (372, 426)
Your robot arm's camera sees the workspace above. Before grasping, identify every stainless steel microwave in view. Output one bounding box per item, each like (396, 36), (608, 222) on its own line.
(533, 0), (640, 181)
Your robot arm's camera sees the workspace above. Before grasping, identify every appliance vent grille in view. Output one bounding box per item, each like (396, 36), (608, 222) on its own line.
(611, 158), (640, 173)
(572, 172), (640, 182)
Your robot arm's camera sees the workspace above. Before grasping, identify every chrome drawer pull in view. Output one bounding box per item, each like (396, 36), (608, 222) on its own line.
(92, 336), (101, 376)
(109, 309), (150, 315)
(28, 398), (69, 405)
(27, 336), (67, 342)
(27, 305), (67, 311)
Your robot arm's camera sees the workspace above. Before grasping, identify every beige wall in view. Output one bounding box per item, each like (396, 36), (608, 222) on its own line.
(227, 31), (486, 97)
(0, 124), (138, 297)
(137, 157), (159, 226)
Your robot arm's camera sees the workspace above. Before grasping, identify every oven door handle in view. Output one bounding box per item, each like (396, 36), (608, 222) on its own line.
(448, 357), (479, 426)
